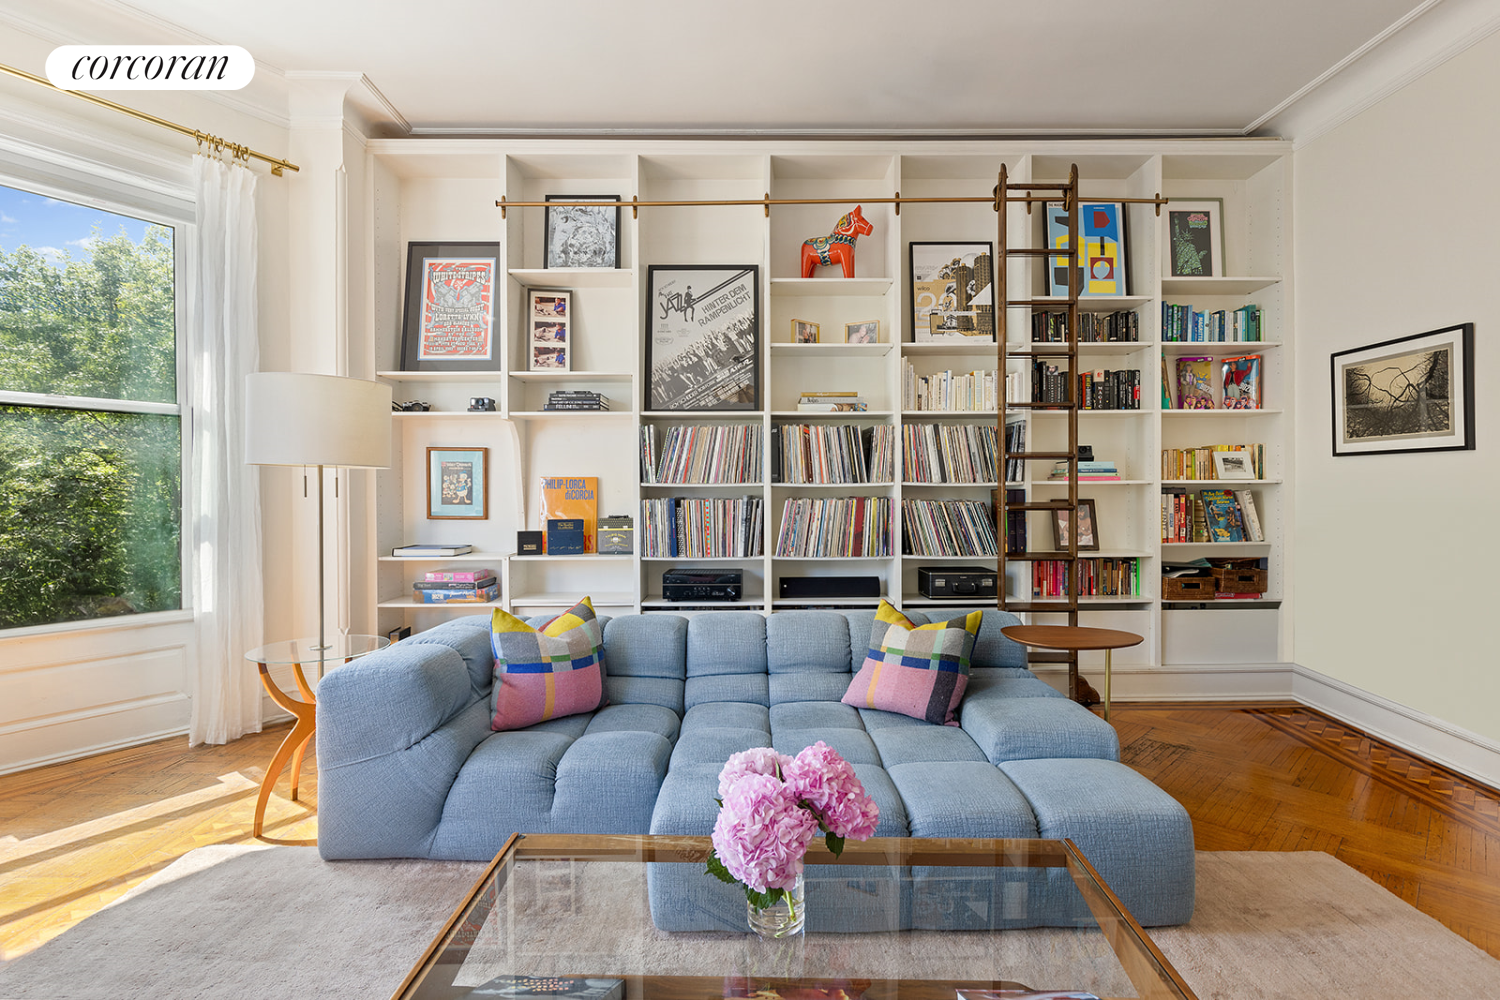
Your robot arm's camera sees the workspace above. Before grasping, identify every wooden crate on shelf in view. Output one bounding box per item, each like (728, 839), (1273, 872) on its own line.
(1162, 575), (1215, 601)
(1212, 563), (1268, 594)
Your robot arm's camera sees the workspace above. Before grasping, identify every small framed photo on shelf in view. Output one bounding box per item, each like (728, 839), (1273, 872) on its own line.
(1212, 451), (1256, 480)
(1044, 202), (1128, 296)
(1165, 198), (1225, 278)
(645, 265), (760, 411)
(792, 319), (820, 344)
(427, 447), (488, 520)
(910, 241), (994, 341)
(544, 195), (620, 269)
(527, 289), (571, 372)
(1051, 499), (1100, 551)
(399, 241), (500, 372)
(844, 320), (879, 344)
(1331, 322), (1475, 456)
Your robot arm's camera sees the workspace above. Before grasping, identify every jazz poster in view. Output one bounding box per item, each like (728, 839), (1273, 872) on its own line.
(417, 256), (496, 361)
(645, 265), (760, 411)
(1046, 202), (1128, 296)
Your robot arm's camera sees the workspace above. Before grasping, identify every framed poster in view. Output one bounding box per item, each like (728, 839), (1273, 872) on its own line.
(1045, 202), (1129, 296)
(427, 447), (488, 519)
(400, 242), (500, 372)
(645, 265), (760, 411)
(528, 289), (571, 371)
(1052, 499), (1100, 551)
(1165, 198), (1224, 277)
(909, 242), (994, 342)
(545, 194), (620, 269)
(1331, 323), (1475, 456)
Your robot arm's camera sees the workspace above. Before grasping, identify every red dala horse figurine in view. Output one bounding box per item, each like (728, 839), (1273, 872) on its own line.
(800, 205), (873, 278)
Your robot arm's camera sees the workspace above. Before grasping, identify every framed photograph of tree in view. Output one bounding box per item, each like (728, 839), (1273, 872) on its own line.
(1331, 323), (1475, 456)
(645, 265), (760, 411)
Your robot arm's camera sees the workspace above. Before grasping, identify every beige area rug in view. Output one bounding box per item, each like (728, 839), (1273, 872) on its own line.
(1, 846), (1496, 1000)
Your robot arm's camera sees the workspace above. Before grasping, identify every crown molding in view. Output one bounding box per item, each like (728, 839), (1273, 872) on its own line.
(405, 125), (1256, 140)
(1256, 0), (1500, 147)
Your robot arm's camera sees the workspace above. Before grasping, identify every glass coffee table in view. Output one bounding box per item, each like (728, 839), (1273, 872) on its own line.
(394, 834), (1198, 1000)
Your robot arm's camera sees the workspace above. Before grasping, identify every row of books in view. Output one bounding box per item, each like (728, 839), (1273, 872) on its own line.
(640, 496), (764, 558)
(1162, 303), (1263, 342)
(774, 496), (893, 558)
(1046, 460), (1120, 482)
(1161, 444), (1265, 480)
(900, 361), (1025, 411)
(1076, 369), (1142, 410)
(1162, 488), (1265, 543)
(641, 423), (761, 484)
(775, 424), (895, 484)
(902, 423), (999, 484)
(901, 499), (1000, 557)
(797, 391), (867, 412)
(1030, 558), (1141, 598)
(1002, 421), (1025, 484)
(1031, 361), (1073, 404)
(1031, 308), (1141, 343)
(999, 487), (1028, 553)
(544, 390), (609, 411)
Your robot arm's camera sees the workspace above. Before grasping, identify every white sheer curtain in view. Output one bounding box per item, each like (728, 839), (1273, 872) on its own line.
(188, 155), (265, 746)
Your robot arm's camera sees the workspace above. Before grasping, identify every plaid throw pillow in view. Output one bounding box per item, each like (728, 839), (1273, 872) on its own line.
(489, 597), (607, 731)
(841, 600), (980, 725)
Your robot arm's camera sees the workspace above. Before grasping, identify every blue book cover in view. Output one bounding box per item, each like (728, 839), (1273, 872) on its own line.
(547, 518), (586, 555)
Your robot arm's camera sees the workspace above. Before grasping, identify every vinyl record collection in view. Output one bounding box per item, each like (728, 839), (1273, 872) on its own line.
(640, 496), (764, 558)
(901, 499), (1000, 556)
(641, 424), (761, 484)
(902, 424), (999, 484)
(773, 497), (892, 558)
(774, 424), (894, 484)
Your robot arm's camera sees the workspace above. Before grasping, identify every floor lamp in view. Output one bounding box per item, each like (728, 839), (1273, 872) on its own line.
(244, 372), (391, 658)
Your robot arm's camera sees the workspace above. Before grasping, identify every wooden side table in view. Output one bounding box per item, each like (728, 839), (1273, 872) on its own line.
(244, 634), (388, 837)
(1000, 625), (1143, 722)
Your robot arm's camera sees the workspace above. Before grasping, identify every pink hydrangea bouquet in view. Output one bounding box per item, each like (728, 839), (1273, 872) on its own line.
(707, 741), (880, 911)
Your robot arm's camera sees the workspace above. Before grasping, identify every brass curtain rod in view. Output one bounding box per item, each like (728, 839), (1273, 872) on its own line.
(498, 192), (1168, 219)
(0, 62), (299, 176)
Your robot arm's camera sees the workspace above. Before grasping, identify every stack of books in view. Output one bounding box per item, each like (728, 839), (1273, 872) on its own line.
(544, 390), (609, 411)
(1161, 488), (1264, 542)
(1048, 460), (1121, 482)
(412, 567), (499, 604)
(796, 392), (868, 412)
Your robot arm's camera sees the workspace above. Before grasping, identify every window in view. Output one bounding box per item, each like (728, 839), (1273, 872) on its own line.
(0, 182), (183, 630)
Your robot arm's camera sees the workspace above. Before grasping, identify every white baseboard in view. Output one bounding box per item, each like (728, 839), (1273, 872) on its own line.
(1030, 662), (1294, 701)
(1292, 663), (1500, 790)
(0, 723), (190, 777)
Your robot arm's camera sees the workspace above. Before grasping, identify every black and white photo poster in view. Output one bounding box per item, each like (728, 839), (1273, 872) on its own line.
(1331, 323), (1475, 455)
(646, 265), (760, 411)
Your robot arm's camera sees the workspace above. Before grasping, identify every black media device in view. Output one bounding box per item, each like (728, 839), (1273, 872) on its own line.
(778, 576), (881, 599)
(662, 568), (743, 602)
(917, 566), (998, 599)
(516, 530), (544, 556)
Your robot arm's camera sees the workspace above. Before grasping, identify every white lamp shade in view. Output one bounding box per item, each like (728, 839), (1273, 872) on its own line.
(244, 372), (392, 468)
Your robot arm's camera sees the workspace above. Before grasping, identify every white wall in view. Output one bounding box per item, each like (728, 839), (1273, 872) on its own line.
(1293, 31), (1500, 747)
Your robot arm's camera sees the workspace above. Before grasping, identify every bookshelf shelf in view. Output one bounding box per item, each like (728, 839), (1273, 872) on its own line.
(1009, 341), (1155, 356)
(770, 481), (895, 489)
(508, 410), (634, 420)
(1165, 479), (1282, 485)
(901, 410), (1000, 420)
(1028, 295), (1154, 312)
(1160, 409), (1284, 417)
(392, 411), (512, 420)
(379, 553), (507, 563)
(770, 343), (894, 358)
(770, 410), (895, 419)
(507, 370), (633, 382)
(377, 370), (507, 383)
(507, 267), (633, 288)
(508, 554), (635, 562)
(769, 277), (894, 297)
(377, 598), (502, 610)
(641, 481), (763, 489)
(1161, 276), (1282, 295)
(1160, 342), (1281, 353)
(901, 341), (1005, 357)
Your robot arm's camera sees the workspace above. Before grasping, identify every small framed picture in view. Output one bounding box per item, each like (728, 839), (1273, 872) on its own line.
(1331, 323), (1475, 456)
(527, 289), (571, 371)
(544, 195), (620, 269)
(844, 320), (879, 344)
(1165, 198), (1225, 278)
(427, 447), (488, 520)
(1051, 498), (1100, 551)
(792, 319), (820, 344)
(1213, 451), (1256, 480)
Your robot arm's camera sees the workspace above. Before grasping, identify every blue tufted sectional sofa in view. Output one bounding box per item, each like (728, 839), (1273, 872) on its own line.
(316, 608), (1194, 931)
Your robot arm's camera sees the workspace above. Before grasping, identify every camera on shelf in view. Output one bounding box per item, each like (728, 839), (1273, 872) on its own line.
(393, 400), (430, 412)
(468, 397), (497, 412)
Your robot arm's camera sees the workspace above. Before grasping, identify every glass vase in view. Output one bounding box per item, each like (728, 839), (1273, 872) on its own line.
(747, 874), (805, 938)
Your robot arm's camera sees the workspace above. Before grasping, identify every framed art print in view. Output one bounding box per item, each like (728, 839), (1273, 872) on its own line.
(427, 447), (488, 519)
(645, 265), (760, 411)
(845, 320), (879, 344)
(399, 242), (500, 372)
(545, 195), (620, 269)
(1331, 323), (1475, 456)
(1045, 202), (1128, 296)
(792, 319), (819, 344)
(1051, 498), (1100, 551)
(909, 242), (994, 342)
(1213, 451), (1256, 480)
(1165, 198), (1224, 277)
(528, 289), (571, 371)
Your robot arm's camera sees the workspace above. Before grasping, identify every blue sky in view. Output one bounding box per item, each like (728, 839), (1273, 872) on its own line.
(0, 182), (165, 266)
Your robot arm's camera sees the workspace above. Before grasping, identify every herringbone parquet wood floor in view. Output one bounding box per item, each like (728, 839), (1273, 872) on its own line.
(2, 703), (1497, 961)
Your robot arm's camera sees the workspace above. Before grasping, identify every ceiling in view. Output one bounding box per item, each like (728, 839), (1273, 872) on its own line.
(7, 0), (1457, 135)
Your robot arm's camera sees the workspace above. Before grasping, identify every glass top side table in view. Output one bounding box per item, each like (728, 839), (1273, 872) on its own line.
(244, 633), (390, 837)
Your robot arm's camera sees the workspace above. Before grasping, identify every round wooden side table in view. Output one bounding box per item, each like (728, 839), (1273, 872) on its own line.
(244, 634), (388, 837)
(1000, 625), (1143, 722)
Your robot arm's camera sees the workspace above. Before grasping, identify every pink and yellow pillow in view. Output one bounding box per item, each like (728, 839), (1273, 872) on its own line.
(841, 600), (980, 725)
(490, 597), (607, 732)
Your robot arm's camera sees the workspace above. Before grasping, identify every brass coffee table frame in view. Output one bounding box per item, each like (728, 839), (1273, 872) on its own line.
(394, 833), (1198, 1000)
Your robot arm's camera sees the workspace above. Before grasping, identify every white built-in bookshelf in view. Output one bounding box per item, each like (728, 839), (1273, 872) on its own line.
(366, 141), (1291, 672)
